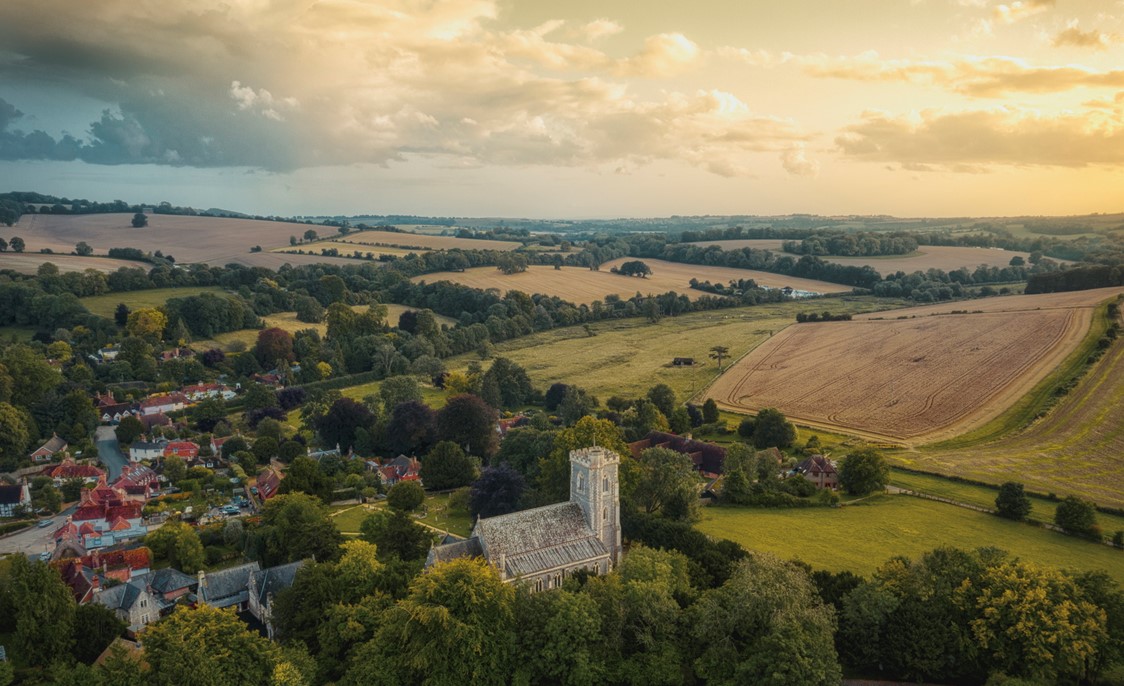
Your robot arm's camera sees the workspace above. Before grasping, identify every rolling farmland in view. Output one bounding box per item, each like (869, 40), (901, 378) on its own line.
(0, 253), (150, 274)
(686, 240), (1037, 276)
(2, 213), (360, 269)
(413, 258), (849, 305)
(704, 288), (1122, 445)
(338, 230), (521, 252)
(903, 304), (1124, 508)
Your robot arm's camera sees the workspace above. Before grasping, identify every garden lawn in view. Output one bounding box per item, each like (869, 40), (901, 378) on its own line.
(696, 494), (1124, 584)
(331, 491), (472, 538)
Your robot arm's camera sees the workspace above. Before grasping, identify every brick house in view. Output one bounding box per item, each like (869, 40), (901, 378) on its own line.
(794, 455), (839, 490)
(29, 434), (68, 463)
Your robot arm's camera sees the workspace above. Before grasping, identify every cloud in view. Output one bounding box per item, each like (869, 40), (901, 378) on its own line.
(0, 1), (803, 176)
(802, 52), (1124, 96)
(780, 144), (820, 177)
(1052, 22), (1115, 50)
(993, 0), (1054, 24)
(835, 106), (1124, 169)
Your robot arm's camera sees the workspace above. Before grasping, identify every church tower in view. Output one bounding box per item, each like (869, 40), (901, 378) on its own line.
(569, 447), (622, 567)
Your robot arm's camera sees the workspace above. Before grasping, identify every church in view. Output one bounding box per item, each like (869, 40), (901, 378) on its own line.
(426, 446), (622, 591)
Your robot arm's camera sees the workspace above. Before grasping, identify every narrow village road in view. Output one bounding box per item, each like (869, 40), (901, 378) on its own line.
(0, 503), (76, 556)
(96, 425), (128, 480)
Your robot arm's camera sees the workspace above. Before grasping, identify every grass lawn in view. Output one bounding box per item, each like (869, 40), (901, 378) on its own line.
(340, 379), (448, 408)
(696, 494), (1124, 584)
(0, 326), (37, 343)
(80, 286), (225, 318)
(445, 295), (910, 402)
(889, 470), (1124, 533)
(331, 492), (473, 538)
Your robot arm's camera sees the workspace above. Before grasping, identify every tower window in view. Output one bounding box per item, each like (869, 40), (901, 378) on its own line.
(603, 507), (607, 521)
(576, 473), (584, 492)
(603, 477), (609, 492)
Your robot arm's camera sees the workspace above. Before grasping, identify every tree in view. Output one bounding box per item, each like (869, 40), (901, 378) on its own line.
(749, 408), (796, 449)
(9, 236), (25, 252)
(359, 509), (435, 562)
(995, 482), (1032, 521)
(709, 345), (730, 370)
(1054, 496), (1100, 539)
(30, 477), (62, 513)
(544, 382), (570, 411)
(113, 303), (130, 327)
(9, 555), (76, 667)
(437, 393), (498, 457)
(387, 480), (425, 512)
(254, 327), (294, 367)
(385, 400), (436, 455)
(839, 447), (888, 496)
(646, 384), (676, 420)
(72, 603), (126, 664)
(538, 417), (629, 503)
(470, 464), (525, 518)
(690, 553), (842, 686)
(421, 441), (479, 490)
(145, 521), (205, 573)
(75, 241), (93, 256)
(277, 456), (334, 503)
(114, 414), (145, 444)
(481, 358), (534, 409)
(303, 228), (318, 242)
(163, 455), (187, 483)
(702, 398), (720, 424)
(131, 213), (148, 228)
(142, 605), (280, 686)
(125, 308), (168, 341)
(259, 493), (344, 565)
(353, 557), (516, 685)
(514, 586), (604, 686)
(252, 436), (279, 464)
(314, 397), (375, 453)
(616, 260), (652, 277)
(293, 295), (324, 324)
(634, 447), (698, 520)
(721, 443), (757, 505)
(380, 375), (422, 414)
(0, 237), (6, 252)
(0, 402), (31, 471)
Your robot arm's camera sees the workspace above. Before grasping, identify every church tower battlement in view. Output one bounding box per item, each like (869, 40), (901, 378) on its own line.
(569, 447), (621, 567)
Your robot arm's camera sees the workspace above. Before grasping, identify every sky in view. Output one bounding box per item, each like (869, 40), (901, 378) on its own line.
(1, 0), (1123, 218)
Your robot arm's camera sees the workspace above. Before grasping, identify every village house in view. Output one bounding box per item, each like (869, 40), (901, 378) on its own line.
(98, 402), (140, 425)
(794, 455), (840, 490)
(29, 434), (68, 463)
(375, 455), (421, 487)
(146, 567), (198, 612)
(182, 383), (236, 402)
(427, 447), (622, 592)
(54, 548), (153, 604)
(628, 431), (727, 477)
(113, 464), (160, 499)
(139, 392), (188, 416)
(129, 439), (166, 463)
(139, 413), (173, 432)
(95, 347), (119, 362)
(0, 480), (31, 518)
(246, 562), (305, 639)
(255, 467), (284, 500)
(94, 580), (160, 634)
(40, 458), (106, 487)
(158, 347), (194, 362)
(163, 441), (200, 461)
(57, 478), (146, 550)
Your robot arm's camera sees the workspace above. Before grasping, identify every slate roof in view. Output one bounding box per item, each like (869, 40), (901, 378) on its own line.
(474, 502), (608, 577)
(426, 537), (483, 567)
(95, 579), (151, 617)
(250, 561), (304, 603)
(32, 434), (68, 456)
(0, 484), (24, 506)
(796, 455), (838, 476)
(148, 568), (196, 595)
(199, 562), (261, 608)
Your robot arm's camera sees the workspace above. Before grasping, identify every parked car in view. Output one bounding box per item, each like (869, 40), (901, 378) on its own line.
(222, 505), (240, 515)
(37, 519), (54, 528)
(38, 551), (51, 561)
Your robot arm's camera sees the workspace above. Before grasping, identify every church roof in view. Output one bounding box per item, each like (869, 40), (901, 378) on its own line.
(250, 561), (304, 604)
(426, 537), (483, 567)
(475, 502), (608, 577)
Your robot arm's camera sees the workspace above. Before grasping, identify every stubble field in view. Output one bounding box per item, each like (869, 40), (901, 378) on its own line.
(704, 288), (1122, 445)
(0, 253), (150, 274)
(413, 258), (849, 306)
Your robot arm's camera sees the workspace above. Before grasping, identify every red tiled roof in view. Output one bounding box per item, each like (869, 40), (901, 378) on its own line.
(42, 459), (106, 480)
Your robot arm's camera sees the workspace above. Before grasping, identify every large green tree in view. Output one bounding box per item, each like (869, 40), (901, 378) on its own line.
(9, 556), (76, 667)
(142, 605), (281, 686)
(259, 492), (344, 565)
(145, 521), (205, 573)
(420, 441), (479, 491)
(690, 553), (842, 686)
(995, 481), (1032, 521)
(436, 393), (498, 457)
(634, 447), (698, 520)
(839, 447), (888, 496)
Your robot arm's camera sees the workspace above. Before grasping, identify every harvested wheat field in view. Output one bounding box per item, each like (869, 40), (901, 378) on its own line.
(687, 240), (1036, 276)
(903, 305), (1124, 508)
(0, 253), (150, 274)
(339, 230), (521, 252)
(413, 258), (848, 305)
(705, 290), (1122, 444)
(4, 213), (359, 269)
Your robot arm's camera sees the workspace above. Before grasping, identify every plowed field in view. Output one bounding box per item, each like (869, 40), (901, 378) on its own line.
(705, 289), (1122, 444)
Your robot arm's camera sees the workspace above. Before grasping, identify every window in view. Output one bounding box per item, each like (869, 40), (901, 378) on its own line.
(140, 599), (146, 608)
(534, 579), (543, 592)
(603, 477), (609, 493)
(602, 507), (607, 521)
(576, 473), (584, 493)
(142, 614), (149, 624)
